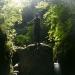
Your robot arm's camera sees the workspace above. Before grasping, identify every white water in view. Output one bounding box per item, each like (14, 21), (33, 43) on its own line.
(54, 62), (62, 75)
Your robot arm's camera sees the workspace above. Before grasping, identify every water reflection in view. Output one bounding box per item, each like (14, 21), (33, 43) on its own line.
(54, 61), (61, 75)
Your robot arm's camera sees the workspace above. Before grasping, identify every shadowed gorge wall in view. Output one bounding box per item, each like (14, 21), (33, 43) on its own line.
(0, 29), (10, 75)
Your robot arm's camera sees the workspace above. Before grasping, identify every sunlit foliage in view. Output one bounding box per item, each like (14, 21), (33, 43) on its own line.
(35, 1), (49, 9)
(0, 0), (24, 52)
(0, 0), (34, 51)
(0, 0), (29, 74)
(43, 4), (72, 60)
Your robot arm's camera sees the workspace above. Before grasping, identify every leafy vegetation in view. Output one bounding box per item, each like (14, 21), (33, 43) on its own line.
(0, 0), (75, 75)
(43, 4), (72, 60)
(0, 0), (26, 74)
